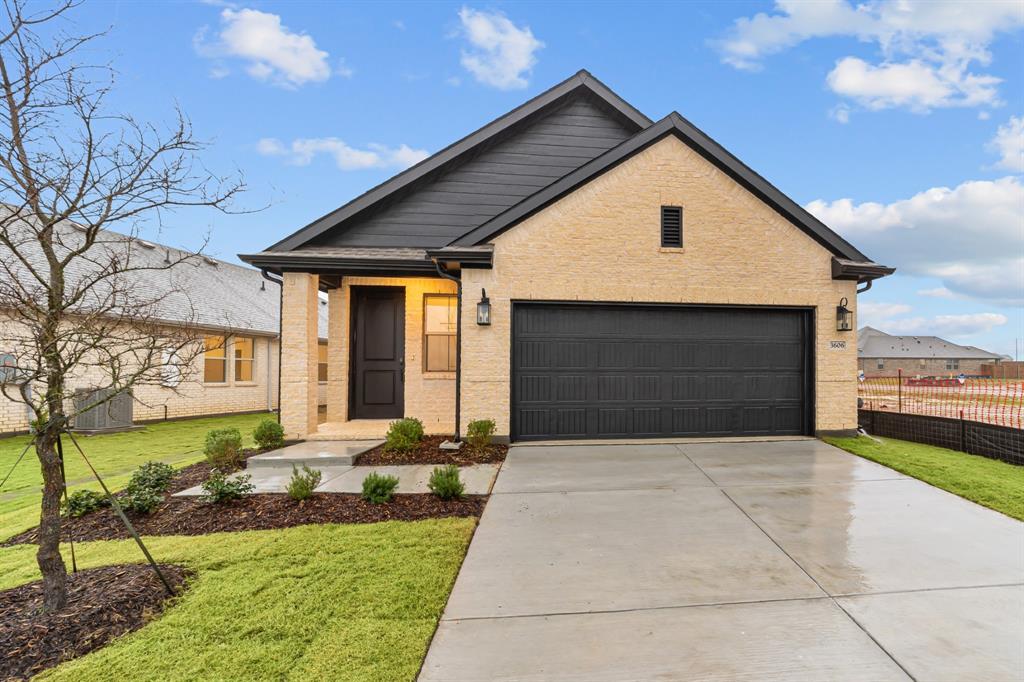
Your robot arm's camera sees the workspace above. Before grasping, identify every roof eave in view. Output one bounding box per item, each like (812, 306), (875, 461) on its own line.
(263, 70), (651, 254)
(239, 251), (437, 276)
(453, 113), (878, 265)
(831, 257), (896, 283)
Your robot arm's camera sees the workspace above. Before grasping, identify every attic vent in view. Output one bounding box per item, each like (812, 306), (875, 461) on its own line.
(137, 239), (155, 249)
(661, 206), (683, 248)
(202, 256), (218, 266)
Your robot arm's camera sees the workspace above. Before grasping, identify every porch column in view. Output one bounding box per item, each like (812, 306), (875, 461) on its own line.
(326, 286), (346, 421)
(280, 272), (319, 438)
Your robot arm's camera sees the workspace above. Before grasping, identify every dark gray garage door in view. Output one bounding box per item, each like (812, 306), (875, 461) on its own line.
(511, 303), (812, 441)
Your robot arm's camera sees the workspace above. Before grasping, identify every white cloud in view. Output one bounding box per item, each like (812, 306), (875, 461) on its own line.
(196, 8), (331, 88)
(806, 176), (1024, 304)
(456, 7), (543, 90)
(857, 302), (1008, 339)
(257, 137), (429, 171)
(716, 0), (1024, 112)
(917, 287), (956, 299)
(829, 104), (850, 124)
(884, 313), (1008, 337)
(988, 115), (1024, 172)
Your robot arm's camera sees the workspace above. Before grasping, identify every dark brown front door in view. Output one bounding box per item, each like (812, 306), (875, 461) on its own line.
(350, 287), (405, 419)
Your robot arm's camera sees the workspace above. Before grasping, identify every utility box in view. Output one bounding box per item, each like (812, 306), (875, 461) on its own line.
(73, 388), (134, 431)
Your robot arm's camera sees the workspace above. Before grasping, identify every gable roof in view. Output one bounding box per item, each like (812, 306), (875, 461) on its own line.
(267, 70), (650, 253)
(454, 112), (870, 262)
(244, 70), (889, 276)
(857, 327), (1003, 360)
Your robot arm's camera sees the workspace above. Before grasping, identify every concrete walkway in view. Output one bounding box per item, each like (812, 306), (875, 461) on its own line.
(420, 440), (1024, 681)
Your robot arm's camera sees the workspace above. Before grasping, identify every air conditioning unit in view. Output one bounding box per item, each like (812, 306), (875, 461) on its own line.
(73, 388), (134, 432)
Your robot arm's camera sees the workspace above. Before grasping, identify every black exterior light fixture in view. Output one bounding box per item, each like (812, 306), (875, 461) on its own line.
(836, 297), (853, 332)
(476, 288), (491, 326)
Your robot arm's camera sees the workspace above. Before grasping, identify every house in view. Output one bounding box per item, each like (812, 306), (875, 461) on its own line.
(858, 326), (1006, 378)
(241, 70), (893, 442)
(0, 223), (328, 435)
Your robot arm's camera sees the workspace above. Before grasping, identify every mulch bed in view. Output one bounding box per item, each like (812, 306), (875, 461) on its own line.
(356, 435), (508, 465)
(4, 494), (486, 545)
(0, 564), (191, 681)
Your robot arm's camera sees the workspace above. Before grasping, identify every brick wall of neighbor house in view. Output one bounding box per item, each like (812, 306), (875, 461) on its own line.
(859, 357), (993, 378)
(982, 361), (1023, 379)
(460, 135), (859, 437)
(323, 276), (457, 435)
(0, 332), (279, 435)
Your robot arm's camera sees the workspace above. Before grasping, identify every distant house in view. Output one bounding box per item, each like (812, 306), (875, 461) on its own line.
(857, 327), (1005, 377)
(0, 223), (327, 435)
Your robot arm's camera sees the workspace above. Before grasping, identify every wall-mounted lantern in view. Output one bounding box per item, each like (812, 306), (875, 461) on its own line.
(476, 288), (491, 326)
(836, 297), (853, 332)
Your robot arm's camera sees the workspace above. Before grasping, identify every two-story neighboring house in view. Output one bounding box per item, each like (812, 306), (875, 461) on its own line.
(857, 326), (1006, 377)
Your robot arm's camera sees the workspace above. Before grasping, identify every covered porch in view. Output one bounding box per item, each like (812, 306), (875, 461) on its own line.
(241, 246), (492, 440)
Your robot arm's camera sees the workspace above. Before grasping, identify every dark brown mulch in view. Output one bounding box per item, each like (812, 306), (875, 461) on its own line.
(0, 564), (191, 681)
(4, 494), (486, 545)
(356, 435), (508, 465)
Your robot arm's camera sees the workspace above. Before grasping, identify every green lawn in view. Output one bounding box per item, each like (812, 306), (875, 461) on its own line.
(0, 412), (273, 541)
(825, 435), (1024, 520)
(0, 519), (475, 681)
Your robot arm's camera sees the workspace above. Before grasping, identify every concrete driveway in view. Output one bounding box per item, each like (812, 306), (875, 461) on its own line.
(420, 439), (1024, 681)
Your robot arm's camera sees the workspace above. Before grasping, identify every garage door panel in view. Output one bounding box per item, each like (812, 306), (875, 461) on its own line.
(512, 304), (810, 441)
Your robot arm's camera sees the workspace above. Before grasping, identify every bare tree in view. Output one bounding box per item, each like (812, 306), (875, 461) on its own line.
(0, 0), (243, 612)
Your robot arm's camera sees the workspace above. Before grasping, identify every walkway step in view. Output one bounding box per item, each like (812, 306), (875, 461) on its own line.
(247, 440), (383, 470)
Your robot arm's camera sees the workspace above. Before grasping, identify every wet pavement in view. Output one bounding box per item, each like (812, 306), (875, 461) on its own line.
(420, 440), (1024, 681)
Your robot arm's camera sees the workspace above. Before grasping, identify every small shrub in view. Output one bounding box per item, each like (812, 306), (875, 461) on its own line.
(122, 486), (163, 514)
(253, 419), (285, 450)
(129, 461), (176, 494)
(287, 465), (322, 502)
(361, 472), (399, 503)
(385, 417), (424, 453)
(466, 419), (496, 450)
(204, 427), (243, 468)
(201, 470), (254, 504)
(428, 465), (465, 500)
(62, 490), (109, 518)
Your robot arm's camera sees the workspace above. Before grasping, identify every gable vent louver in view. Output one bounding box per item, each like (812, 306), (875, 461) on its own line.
(661, 206), (683, 248)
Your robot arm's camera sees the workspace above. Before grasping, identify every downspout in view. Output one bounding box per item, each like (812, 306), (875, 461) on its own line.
(857, 280), (873, 294)
(433, 259), (462, 442)
(260, 268), (284, 419)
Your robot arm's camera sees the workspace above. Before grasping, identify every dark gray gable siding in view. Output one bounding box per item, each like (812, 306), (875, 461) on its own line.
(305, 93), (637, 249)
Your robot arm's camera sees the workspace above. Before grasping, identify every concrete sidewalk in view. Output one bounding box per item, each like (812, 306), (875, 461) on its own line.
(420, 440), (1024, 681)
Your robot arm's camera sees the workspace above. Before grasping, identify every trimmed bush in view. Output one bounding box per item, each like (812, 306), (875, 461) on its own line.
(428, 465), (465, 500)
(201, 470), (254, 504)
(287, 465), (322, 502)
(62, 490), (109, 518)
(466, 419), (496, 450)
(253, 418), (285, 450)
(128, 461), (175, 494)
(205, 427), (243, 468)
(385, 418), (424, 453)
(122, 486), (163, 514)
(361, 472), (399, 503)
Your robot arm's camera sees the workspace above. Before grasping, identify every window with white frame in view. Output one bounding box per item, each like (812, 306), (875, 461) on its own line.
(946, 359), (959, 371)
(204, 336), (227, 383)
(234, 336), (254, 382)
(424, 294), (457, 372)
(318, 342), (328, 382)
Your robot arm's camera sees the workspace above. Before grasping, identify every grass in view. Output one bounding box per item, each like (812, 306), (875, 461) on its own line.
(0, 519), (476, 681)
(0, 412), (273, 541)
(825, 435), (1024, 520)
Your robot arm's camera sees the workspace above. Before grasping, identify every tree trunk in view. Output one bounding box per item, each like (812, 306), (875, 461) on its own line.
(35, 427), (67, 612)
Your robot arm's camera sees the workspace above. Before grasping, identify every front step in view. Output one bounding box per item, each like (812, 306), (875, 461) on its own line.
(247, 440), (383, 470)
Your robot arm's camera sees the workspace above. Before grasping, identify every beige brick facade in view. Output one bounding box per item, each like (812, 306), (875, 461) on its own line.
(279, 135), (862, 439)
(280, 272), (320, 439)
(0, 330), (278, 435)
(460, 136), (858, 436)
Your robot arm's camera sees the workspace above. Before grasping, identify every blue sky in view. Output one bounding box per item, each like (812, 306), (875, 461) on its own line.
(75, 1), (1023, 357)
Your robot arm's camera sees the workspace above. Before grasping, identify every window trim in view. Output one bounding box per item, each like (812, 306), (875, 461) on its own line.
(203, 335), (228, 384)
(423, 293), (457, 373)
(317, 341), (329, 383)
(233, 336), (255, 383)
